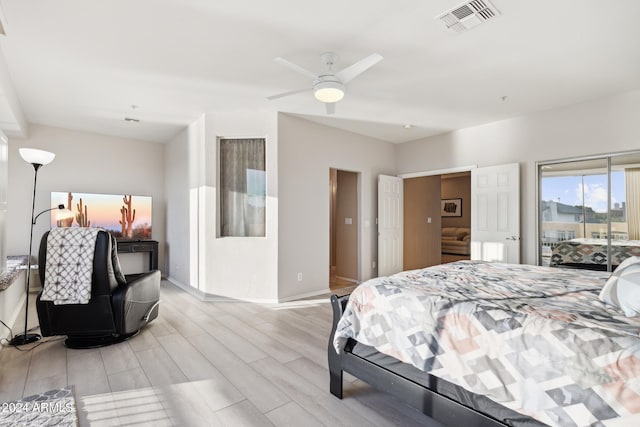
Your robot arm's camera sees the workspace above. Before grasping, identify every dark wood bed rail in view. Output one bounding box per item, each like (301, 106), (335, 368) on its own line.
(328, 294), (509, 427)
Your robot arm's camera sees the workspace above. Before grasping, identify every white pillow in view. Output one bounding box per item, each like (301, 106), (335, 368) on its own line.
(600, 256), (640, 316)
(616, 256), (640, 272)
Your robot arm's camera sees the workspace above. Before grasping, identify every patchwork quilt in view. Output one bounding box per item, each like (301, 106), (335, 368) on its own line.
(550, 238), (640, 267)
(333, 261), (640, 427)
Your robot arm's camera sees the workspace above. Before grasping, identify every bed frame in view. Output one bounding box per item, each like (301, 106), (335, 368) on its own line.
(328, 294), (509, 427)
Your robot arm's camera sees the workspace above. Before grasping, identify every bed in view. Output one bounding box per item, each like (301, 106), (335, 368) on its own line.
(549, 238), (640, 270)
(328, 260), (640, 427)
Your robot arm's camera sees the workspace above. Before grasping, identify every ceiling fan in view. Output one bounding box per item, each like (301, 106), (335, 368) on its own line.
(267, 52), (383, 115)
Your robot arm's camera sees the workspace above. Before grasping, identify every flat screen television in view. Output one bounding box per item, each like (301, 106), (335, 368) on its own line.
(50, 192), (152, 240)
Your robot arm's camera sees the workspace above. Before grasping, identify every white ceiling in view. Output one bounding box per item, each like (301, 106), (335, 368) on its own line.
(0, 0), (638, 144)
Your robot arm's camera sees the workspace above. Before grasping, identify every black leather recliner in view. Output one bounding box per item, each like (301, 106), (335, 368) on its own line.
(36, 230), (160, 349)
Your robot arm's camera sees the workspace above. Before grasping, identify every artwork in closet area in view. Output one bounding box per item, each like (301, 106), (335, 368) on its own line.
(441, 198), (462, 217)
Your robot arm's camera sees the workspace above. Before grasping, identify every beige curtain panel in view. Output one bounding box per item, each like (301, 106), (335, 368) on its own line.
(625, 167), (640, 240)
(219, 138), (266, 237)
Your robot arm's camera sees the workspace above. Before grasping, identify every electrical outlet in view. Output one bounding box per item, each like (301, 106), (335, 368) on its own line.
(297, 272), (302, 281)
(372, 261), (376, 269)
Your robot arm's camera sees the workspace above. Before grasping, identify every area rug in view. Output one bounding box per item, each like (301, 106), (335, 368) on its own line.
(0, 386), (78, 426)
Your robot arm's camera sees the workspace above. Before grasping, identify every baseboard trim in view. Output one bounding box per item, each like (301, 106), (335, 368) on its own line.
(164, 276), (284, 304)
(164, 276), (236, 302)
(335, 275), (359, 284)
(277, 288), (329, 303)
(164, 276), (330, 305)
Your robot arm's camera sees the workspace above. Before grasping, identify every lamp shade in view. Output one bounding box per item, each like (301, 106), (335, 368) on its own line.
(314, 80), (345, 103)
(19, 148), (55, 166)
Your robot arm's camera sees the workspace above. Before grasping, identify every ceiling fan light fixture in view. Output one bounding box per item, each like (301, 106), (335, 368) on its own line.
(314, 80), (345, 103)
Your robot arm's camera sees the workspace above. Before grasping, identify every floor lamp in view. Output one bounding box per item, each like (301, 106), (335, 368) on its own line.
(9, 148), (57, 346)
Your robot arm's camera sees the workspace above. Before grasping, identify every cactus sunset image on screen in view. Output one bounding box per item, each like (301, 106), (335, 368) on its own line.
(50, 191), (152, 239)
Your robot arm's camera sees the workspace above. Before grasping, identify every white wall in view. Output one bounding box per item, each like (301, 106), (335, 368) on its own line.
(277, 114), (396, 300)
(165, 111), (279, 301)
(165, 112), (395, 301)
(203, 111), (279, 301)
(0, 131), (7, 274)
(164, 121), (198, 287)
(0, 270), (25, 341)
(0, 131), (16, 341)
(396, 90), (640, 265)
(7, 124), (166, 273)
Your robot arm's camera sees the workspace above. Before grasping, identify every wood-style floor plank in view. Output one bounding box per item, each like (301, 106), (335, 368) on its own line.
(0, 280), (438, 426)
(109, 387), (171, 426)
(100, 341), (140, 375)
(158, 298), (209, 338)
(76, 392), (119, 427)
(265, 401), (324, 427)
(0, 347), (31, 402)
(251, 356), (376, 427)
(134, 346), (188, 387)
(287, 356), (429, 427)
(215, 313), (302, 364)
(155, 333), (224, 382)
(23, 338), (67, 396)
(67, 349), (111, 397)
(254, 320), (328, 369)
(107, 367), (151, 393)
(214, 400), (274, 426)
(126, 327), (161, 352)
(187, 332), (290, 413)
(207, 326), (268, 363)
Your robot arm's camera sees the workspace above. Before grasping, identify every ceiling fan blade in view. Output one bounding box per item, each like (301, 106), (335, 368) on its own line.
(335, 53), (383, 84)
(266, 87), (311, 100)
(274, 57), (318, 80)
(325, 103), (336, 115)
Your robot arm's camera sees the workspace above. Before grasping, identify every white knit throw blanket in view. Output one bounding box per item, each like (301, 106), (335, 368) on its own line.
(41, 227), (101, 305)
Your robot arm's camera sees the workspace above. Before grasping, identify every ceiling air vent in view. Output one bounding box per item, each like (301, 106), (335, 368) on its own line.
(436, 0), (500, 33)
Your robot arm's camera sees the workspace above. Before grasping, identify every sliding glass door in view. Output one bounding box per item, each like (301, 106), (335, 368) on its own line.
(538, 151), (640, 271)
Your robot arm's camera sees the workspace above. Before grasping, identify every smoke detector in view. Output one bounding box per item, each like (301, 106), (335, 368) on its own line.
(124, 105), (141, 123)
(436, 0), (501, 33)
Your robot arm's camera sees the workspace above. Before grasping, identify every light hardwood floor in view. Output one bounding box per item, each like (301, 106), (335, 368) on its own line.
(0, 281), (442, 426)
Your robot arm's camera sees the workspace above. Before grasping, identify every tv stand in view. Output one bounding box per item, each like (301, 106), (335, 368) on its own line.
(117, 240), (158, 271)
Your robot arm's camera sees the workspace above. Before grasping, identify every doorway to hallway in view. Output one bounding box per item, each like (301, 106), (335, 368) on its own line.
(329, 168), (359, 290)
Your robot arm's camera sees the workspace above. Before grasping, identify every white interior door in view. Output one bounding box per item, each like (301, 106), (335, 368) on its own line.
(377, 175), (403, 276)
(471, 163), (520, 263)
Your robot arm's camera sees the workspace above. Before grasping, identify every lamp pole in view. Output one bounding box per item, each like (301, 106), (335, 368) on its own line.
(9, 148), (56, 347)
(9, 163), (42, 345)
